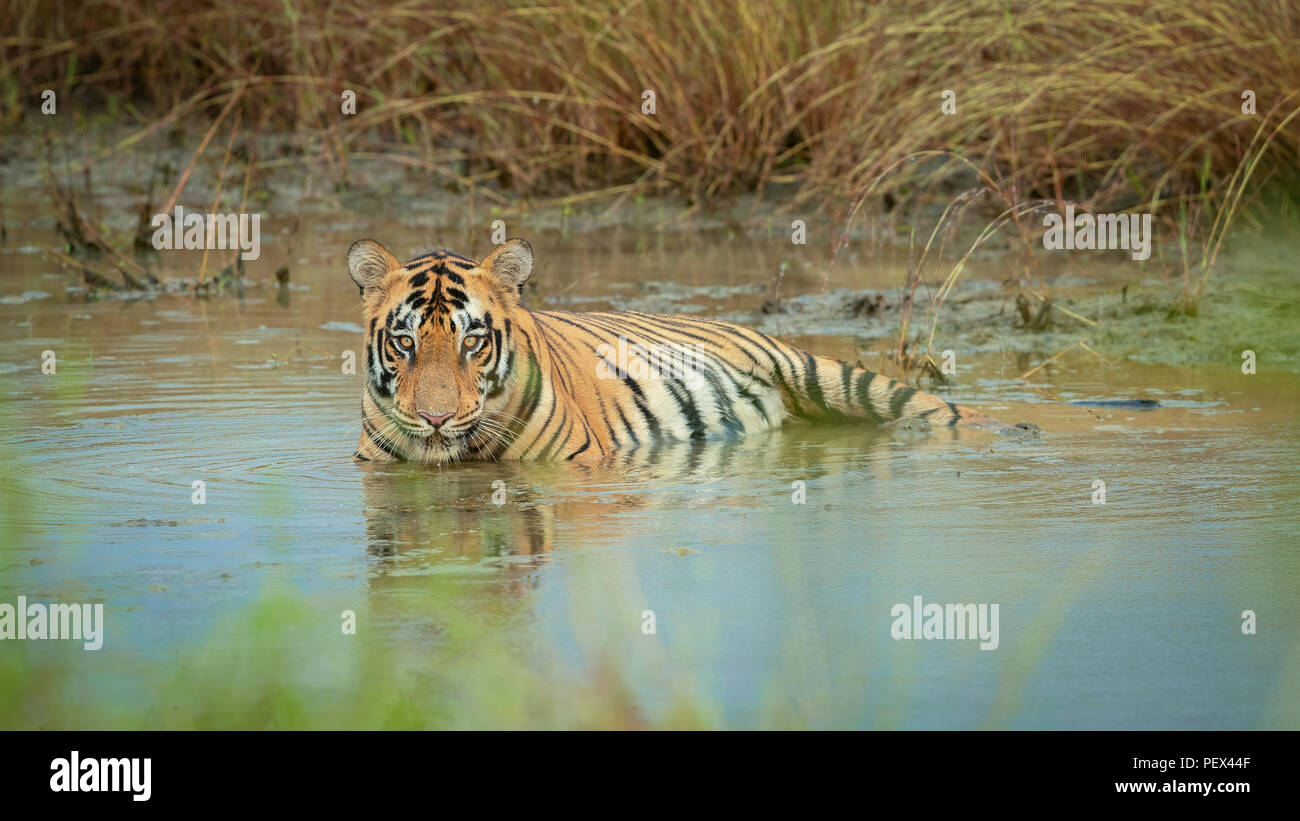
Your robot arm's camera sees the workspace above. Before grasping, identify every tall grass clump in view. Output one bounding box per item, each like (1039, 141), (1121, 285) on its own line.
(5, 0), (1299, 303)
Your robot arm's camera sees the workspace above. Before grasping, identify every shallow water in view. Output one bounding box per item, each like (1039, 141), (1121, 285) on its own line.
(1, 223), (1298, 729)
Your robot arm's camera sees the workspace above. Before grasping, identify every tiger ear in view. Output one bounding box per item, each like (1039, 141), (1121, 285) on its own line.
(481, 238), (533, 292)
(348, 239), (401, 296)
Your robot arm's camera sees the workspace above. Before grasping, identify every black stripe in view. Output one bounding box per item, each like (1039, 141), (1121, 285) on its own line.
(621, 375), (663, 439)
(945, 401), (961, 426)
(889, 386), (918, 419)
(801, 352), (836, 416)
(660, 376), (708, 439)
(614, 405), (639, 446)
(499, 348), (544, 449)
(538, 413), (571, 460)
(566, 435), (592, 461)
(854, 371), (887, 424)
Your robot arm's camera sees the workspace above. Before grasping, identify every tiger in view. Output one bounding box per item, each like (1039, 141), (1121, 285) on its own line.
(348, 237), (1017, 464)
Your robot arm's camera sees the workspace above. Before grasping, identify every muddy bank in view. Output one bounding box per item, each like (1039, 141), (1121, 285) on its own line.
(5, 122), (1297, 380)
(542, 229), (1300, 378)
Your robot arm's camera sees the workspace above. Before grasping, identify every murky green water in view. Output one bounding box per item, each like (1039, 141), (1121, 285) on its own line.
(2, 223), (1298, 729)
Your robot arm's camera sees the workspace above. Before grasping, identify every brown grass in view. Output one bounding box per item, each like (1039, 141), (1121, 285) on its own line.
(5, 1), (1296, 198)
(5, 0), (1300, 310)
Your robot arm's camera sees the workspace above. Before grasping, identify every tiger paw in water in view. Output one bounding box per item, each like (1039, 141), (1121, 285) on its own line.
(1007, 421), (1043, 442)
(886, 416), (933, 438)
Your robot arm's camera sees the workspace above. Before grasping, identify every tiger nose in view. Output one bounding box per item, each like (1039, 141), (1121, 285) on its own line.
(418, 410), (455, 428)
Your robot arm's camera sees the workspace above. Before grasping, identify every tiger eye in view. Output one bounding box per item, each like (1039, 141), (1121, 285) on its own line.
(395, 336), (413, 349)
(463, 336), (479, 350)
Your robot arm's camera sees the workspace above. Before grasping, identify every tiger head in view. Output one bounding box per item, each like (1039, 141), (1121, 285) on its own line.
(347, 237), (534, 462)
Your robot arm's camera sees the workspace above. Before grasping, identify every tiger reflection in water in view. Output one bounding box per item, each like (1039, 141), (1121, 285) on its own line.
(357, 426), (929, 598)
